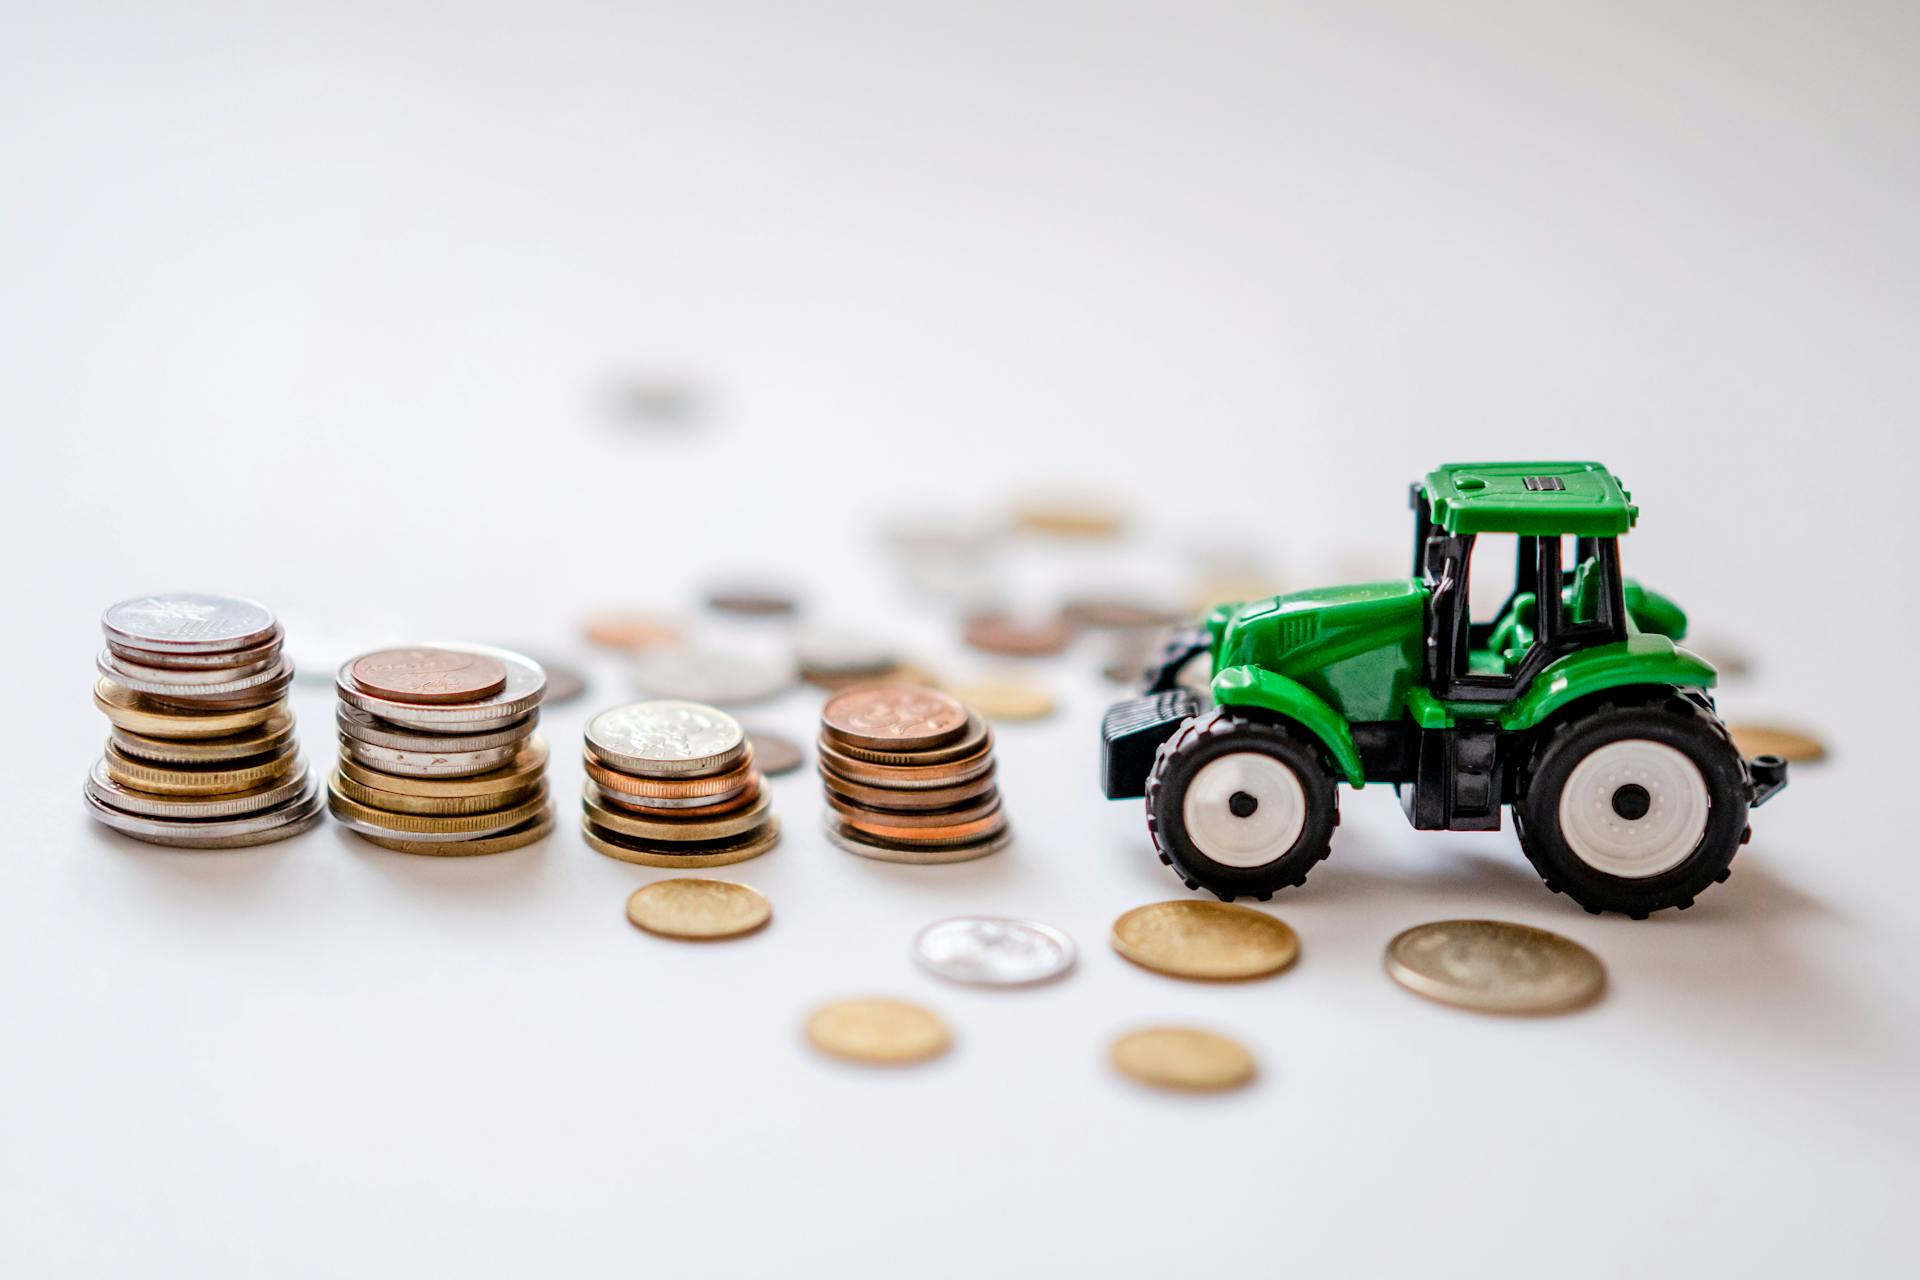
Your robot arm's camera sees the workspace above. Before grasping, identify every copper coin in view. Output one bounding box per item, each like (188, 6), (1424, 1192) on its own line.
(594, 777), (760, 818)
(819, 764), (999, 811)
(961, 612), (1075, 657)
(826, 791), (1001, 831)
(821, 684), (969, 752)
(836, 804), (1007, 845)
(816, 737), (995, 788)
(745, 730), (805, 776)
(821, 714), (989, 768)
(582, 614), (681, 651)
(351, 648), (508, 705)
(583, 749), (756, 799)
(703, 584), (799, 617)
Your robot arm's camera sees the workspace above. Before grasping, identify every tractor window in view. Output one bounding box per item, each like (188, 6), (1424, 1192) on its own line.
(1467, 533), (1522, 629)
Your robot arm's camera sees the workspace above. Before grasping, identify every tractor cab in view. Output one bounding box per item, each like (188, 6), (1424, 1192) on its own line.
(1411, 461), (1637, 703)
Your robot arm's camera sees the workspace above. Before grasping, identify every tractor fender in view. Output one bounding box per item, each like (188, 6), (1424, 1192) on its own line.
(1210, 665), (1366, 787)
(1501, 637), (1718, 733)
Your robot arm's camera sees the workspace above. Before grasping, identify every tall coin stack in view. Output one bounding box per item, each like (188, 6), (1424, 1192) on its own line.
(817, 684), (1011, 863)
(86, 593), (322, 848)
(329, 645), (554, 854)
(581, 700), (781, 867)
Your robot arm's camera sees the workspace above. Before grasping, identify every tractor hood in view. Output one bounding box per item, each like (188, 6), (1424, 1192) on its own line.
(1209, 578), (1428, 723)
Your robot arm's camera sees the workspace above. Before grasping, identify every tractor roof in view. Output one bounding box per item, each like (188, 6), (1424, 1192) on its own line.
(1424, 462), (1637, 536)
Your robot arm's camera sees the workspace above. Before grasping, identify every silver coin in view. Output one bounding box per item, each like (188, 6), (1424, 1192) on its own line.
(106, 628), (283, 670)
(88, 756), (311, 820)
(84, 776), (322, 845)
(794, 627), (898, 678)
(336, 643), (545, 730)
(97, 649), (286, 695)
(337, 735), (523, 779)
(631, 646), (795, 705)
(585, 700), (745, 775)
(821, 812), (1013, 864)
(102, 593), (277, 654)
(913, 917), (1076, 986)
(336, 705), (537, 754)
(590, 779), (755, 812)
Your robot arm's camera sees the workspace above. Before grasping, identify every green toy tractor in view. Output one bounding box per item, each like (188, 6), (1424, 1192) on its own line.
(1101, 462), (1788, 918)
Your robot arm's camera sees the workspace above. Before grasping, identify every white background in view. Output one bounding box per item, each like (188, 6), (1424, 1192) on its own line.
(4, 2), (1917, 1276)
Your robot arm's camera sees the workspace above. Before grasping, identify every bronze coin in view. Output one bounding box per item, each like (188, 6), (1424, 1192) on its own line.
(351, 648), (508, 705)
(593, 777), (761, 818)
(961, 613), (1075, 657)
(821, 684), (969, 752)
(836, 803), (1007, 845)
(745, 730), (805, 776)
(583, 749), (756, 798)
(821, 714), (989, 767)
(703, 584), (799, 616)
(816, 737), (995, 788)
(819, 764), (999, 811)
(582, 614), (681, 651)
(826, 791), (1001, 831)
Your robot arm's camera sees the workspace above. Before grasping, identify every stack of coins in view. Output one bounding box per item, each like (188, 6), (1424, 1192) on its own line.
(817, 684), (1010, 863)
(86, 593), (322, 848)
(329, 645), (553, 854)
(581, 700), (780, 867)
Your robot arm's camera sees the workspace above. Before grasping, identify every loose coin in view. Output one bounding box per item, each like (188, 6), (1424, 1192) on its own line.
(353, 805), (556, 856)
(350, 647), (508, 705)
(1059, 597), (1183, 630)
(630, 646), (796, 705)
(101, 593), (277, 654)
(913, 917), (1075, 986)
(1111, 1027), (1256, 1092)
(582, 817), (781, 867)
(1111, 901), (1299, 980)
(795, 628), (899, 682)
(805, 998), (949, 1065)
(513, 652), (587, 704)
(745, 730), (803, 776)
(626, 878), (772, 940)
(583, 614), (681, 651)
(1728, 724), (1826, 764)
(586, 700), (745, 776)
(962, 612), (1075, 657)
(943, 682), (1055, 722)
(1384, 920), (1605, 1015)
(1011, 493), (1127, 538)
(704, 583), (799, 617)
(821, 684), (969, 752)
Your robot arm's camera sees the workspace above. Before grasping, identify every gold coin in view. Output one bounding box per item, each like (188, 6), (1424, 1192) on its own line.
(1728, 724), (1826, 764)
(1111, 1027), (1256, 1092)
(353, 805), (556, 856)
(941, 682), (1055, 722)
(1385, 920), (1605, 1015)
(335, 735), (548, 798)
(626, 878), (772, 940)
(581, 781), (773, 841)
(327, 778), (550, 835)
(93, 679), (283, 738)
(1011, 493), (1127, 538)
(110, 709), (295, 765)
(103, 740), (299, 796)
(332, 769), (543, 816)
(805, 998), (950, 1065)
(1111, 900), (1299, 980)
(581, 817), (780, 867)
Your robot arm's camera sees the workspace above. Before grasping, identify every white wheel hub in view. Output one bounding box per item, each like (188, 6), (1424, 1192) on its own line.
(1182, 752), (1306, 868)
(1556, 738), (1709, 878)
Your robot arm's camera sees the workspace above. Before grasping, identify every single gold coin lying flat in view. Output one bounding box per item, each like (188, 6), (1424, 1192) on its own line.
(626, 878), (772, 940)
(1111, 900), (1299, 980)
(1111, 1027), (1256, 1092)
(1385, 919), (1605, 1015)
(1728, 724), (1826, 764)
(942, 682), (1056, 722)
(805, 998), (950, 1066)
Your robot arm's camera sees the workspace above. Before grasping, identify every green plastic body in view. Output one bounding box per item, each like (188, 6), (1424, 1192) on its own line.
(1204, 461), (1711, 788)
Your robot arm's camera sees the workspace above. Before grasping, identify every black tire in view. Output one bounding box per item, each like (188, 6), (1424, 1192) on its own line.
(1513, 695), (1749, 919)
(1144, 707), (1338, 901)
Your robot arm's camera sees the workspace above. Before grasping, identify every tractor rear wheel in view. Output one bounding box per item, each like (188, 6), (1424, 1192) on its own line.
(1514, 696), (1748, 918)
(1145, 707), (1338, 901)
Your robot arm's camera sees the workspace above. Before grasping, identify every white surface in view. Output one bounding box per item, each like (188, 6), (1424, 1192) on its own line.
(4, 3), (1919, 1276)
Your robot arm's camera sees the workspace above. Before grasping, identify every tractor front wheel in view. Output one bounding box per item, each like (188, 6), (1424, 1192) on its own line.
(1514, 697), (1749, 918)
(1145, 707), (1338, 901)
